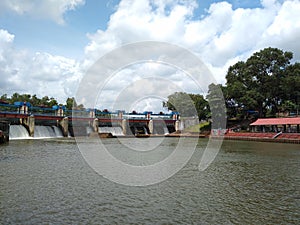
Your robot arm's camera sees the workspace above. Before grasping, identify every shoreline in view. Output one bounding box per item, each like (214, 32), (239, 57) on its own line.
(124, 132), (300, 144)
(221, 135), (300, 144)
(97, 131), (300, 144)
(222, 132), (300, 144)
(5, 132), (300, 145)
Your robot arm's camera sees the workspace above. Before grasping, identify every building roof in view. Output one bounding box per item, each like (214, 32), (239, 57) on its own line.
(250, 117), (300, 126)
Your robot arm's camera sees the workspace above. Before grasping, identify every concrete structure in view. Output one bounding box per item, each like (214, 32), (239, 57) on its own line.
(0, 121), (9, 143)
(59, 117), (69, 137)
(121, 119), (127, 135)
(21, 115), (35, 137)
(92, 118), (99, 132)
(148, 120), (154, 134)
(0, 103), (181, 137)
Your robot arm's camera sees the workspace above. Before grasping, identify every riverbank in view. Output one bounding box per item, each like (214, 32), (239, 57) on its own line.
(148, 131), (300, 144)
(94, 131), (300, 144)
(222, 132), (300, 144)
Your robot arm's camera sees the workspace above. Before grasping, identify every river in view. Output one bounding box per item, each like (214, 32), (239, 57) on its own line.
(0, 138), (299, 224)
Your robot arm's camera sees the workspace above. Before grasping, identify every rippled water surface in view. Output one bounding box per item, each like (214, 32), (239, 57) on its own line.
(0, 138), (299, 224)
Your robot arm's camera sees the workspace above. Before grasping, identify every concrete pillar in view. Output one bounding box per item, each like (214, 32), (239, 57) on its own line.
(21, 115), (35, 137)
(122, 119), (127, 135)
(20, 105), (28, 114)
(148, 120), (153, 134)
(89, 109), (95, 118)
(59, 117), (69, 137)
(172, 113), (177, 120)
(118, 111), (123, 119)
(93, 118), (99, 132)
(175, 120), (180, 132)
(53, 105), (65, 116)
(146, 113), (151, 120)
(57, 108), (64, 116)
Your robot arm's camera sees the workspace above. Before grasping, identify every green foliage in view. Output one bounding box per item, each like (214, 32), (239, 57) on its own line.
(184, 121), (210, 133)
(163, 92), (209, 120)
(0, 93), (63, 108)
(0, 93), (88, 113)
(66, 97), (76, 110)
(225, 47), (299, 118)
(283, 62), (300, 113)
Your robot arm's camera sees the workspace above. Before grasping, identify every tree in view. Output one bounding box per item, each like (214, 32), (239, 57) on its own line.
(282, 62), (300, 115)
(66, 97), (77, 110)
(163, 92), (209, 120)
(189, 93), (210, 120)
(40, 96), (50, 106)
(10, 93), (21, 104)
(226, 47), (293, 117)
(48, 97), (58, 107)
(0, 94), (8, 101)
(65, 97), (84, 110)
(30, 94), (40, 106)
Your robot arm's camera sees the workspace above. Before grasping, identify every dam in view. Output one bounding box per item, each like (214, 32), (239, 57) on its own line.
(0, 101), (186, 140)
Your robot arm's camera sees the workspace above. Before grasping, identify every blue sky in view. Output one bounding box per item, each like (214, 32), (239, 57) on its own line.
(0, 0), (118, 58)
(0, 0), (299, 112)
(0, 0), (263, 59)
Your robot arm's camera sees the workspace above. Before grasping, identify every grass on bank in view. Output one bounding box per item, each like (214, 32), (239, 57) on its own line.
(183, 121), (211, 133)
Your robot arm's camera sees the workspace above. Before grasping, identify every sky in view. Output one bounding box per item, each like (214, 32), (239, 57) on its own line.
(0, 0), (299, 113)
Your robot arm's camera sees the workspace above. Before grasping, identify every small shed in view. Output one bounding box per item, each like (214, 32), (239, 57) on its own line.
(250, 117), (300, 133)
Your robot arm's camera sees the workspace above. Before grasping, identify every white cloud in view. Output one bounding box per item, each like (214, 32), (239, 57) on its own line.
(84, 0), (197, 61)
(0, 0), (85, 24)
(259, 0), (300, 60)
(0, 29), (82, 103)
(86, 0), (300, 66)
(82, 0), (300, 111)
(0, 29), (14, 61)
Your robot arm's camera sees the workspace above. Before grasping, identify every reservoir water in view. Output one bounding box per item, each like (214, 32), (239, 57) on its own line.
(0, 138), (299, 224)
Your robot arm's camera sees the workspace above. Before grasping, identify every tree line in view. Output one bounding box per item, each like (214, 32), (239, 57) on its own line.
(0, 93), (81, 111)
(164, 47), (300, 120)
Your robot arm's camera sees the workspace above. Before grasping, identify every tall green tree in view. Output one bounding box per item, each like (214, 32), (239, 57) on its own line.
(226, 47), (293, 117)
(0, 94), (8, 101)
(48, 97), (58, 107)
(282, 62), (300, 114)
(190, 93), (210, 120)
(30, 94), (40, 106)
(163, 92), (209, 120)
(66, 97), (77, 110)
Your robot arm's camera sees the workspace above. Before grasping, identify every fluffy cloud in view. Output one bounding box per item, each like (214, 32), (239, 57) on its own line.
(259, 0), (300, 60)
(83, 0), (300, 110)
(0, 0), (85, 24)
(85, 0), (300, 78)
(84, 0), (197, 60)
(0, 29), (81, 103)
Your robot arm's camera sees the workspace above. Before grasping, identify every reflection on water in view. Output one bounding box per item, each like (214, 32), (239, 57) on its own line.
(0, 138), (299, 224)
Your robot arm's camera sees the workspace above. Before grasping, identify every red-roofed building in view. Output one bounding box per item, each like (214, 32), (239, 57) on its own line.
(250, 117), (300, 133)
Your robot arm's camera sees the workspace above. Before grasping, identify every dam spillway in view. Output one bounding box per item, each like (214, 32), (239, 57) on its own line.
(0, 103), (187, 139)
(9, 125), (64, 140)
